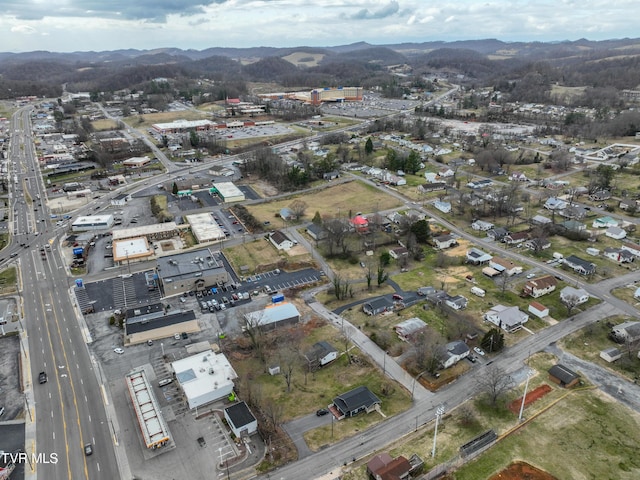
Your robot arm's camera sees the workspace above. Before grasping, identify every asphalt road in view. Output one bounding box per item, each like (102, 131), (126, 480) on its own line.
(9, 106), (118, 480)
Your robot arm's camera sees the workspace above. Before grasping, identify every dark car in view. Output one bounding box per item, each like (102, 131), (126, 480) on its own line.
(39, 371), (47, 384)
(181, 332), (188, 340)
(316, 408), (329, 416)
(84, 443), (93, 456)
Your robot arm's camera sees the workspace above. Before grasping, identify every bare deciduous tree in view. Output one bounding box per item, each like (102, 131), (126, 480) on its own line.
(476, 365), (514, 407)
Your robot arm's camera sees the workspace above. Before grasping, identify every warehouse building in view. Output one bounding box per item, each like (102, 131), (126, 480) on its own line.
(186, 213), (226, 243)
(171, 350), (238, 410)
(71, 214), (114, 232)
(156, 248), (230, 297)
(211, 182), (245, 203)
(244, 302), (300, 332)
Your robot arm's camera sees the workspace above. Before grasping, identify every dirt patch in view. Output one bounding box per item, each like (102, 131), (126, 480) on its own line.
(435, 265), (473, 285)
(508, 384), (552, 414)
(442, 238), (471, 258)
(489, 460), (558, 480)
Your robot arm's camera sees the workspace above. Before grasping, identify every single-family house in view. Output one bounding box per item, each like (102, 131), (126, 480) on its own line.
(444, 294), (468, 311)
(524, 238), (551, 251)
(467, 179), (493, 189)
(433, 200), (452, 213)
(322, 170), (340, 180)
(600, 347), (621, 363)
(605, 226), (627, 240)
(394, 318), (428, 342)
(279, 207), (297, 221)
(559, 286), (590, 305)
(416, 286), (436, 297)
(387, 212), (404, 224)
(589, 189), (611, 201)
(306, 223), (328, 241)
(424, 172), (439, 183)
(510, 172), (528, 182)
(304, 341), (339, 368)
(503, 231), (529, 245)
(528, 301), (549, 318)
(563, 255), (596, 275)
(603, 247), (634, 264)
(350, 214), (369, 233)
(544, 197), (568, 210)
(611, 321), (640, 343)
(531, 215), (552, 226)
(487, 227), (509, 242)
(433, 234), (457, 250)
(389, 246), (409, 260)
(523, 275), (558, 298)
(389, 175), (407, 186)
(548, 364), (580, 388)
(593, 216), (618, 228)
(269, 230), (294, 250)
(561, 219), (587, 232)
(442, 340), (470, 368)
(363, 298), (393, 316)
(619, 199), (640, 211)
(471, 220), (494, 231)
(466, 248), (493, 265)
(490, 257), (523, 276)
(559, 205), (588, 220)
(367, 453), (414, 480)
(332, 386), (381, 419)
(439, 167), (455, 178)
(418, 182), (447, 193)
(484, 305), (529, 333)
(621, 242), (640, 258)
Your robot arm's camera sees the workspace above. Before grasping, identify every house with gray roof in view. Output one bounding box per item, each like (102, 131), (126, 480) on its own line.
(394, 318), (428, 342)
(563, 255), (596, 275)
(442, 340), (470, 368)
(466, 248), (492, 265)
(333, 386), (381, 419)
(484, 305), (529, 333)
(363, 297), (393, 316)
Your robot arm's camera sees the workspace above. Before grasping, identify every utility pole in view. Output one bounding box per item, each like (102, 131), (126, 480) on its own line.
(518, 369), (533, 423)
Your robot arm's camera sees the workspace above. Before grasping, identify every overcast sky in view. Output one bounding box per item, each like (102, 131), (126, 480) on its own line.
(2, 0), (638, 53)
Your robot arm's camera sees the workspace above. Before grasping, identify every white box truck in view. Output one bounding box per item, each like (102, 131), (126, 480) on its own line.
(470, 286), (486, 297)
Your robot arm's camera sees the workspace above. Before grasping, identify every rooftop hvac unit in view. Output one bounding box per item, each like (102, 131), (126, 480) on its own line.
(209, 368), (215, 375)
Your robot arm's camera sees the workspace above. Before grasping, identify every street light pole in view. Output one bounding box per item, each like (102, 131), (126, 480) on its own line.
(518, 369), (532, 423)
(431, 406), (445, 458)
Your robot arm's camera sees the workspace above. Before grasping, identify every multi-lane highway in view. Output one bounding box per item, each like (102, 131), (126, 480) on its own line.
(8, 106), (118, 479)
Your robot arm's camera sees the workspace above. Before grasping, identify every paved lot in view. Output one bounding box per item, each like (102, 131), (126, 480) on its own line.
(0, 334), (23, 422)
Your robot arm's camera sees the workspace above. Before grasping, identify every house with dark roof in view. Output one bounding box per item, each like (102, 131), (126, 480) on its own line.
(389, 246), (409, 259)
(522, 275), (558, 298)
(304, 341), (338, 368)
(563, 255), (596, 275)
(561, 219), (587, 232)
(224, 401), (258, 438)
(524, 238), (551, 251)
(621, 242), (640, 258)
(466, 248), (492, 265)
(487, 227), (509, 242)
(363, 297), (393, 316)
(503, 231), (529, 245)
(333, 386), (381, 419)
(442, 340), (470, 368)
(269, 230), (294, 250)
(548, 364), (580, 388)
(603, 247), (634, 264)
(418, 182), (447, 193)
(433, 234), (457, 250)
(444, 294), (468, 310)
(306, 223), (328, 241)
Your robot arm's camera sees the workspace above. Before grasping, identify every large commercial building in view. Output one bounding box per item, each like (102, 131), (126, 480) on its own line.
(211, 182), (245, 203)
(125, 308), (199, 345)
(151, 119), (216, 134)
(171, 350), (238, 410)
(71, 214), (114, 232)
(112, 222), (180, 242)
(186, 213), (226, 243)
(113, 237), (154, 265)
(258, 86), (363, 106)
(156, 248), (230, 297)
(125, 369), (171, 450)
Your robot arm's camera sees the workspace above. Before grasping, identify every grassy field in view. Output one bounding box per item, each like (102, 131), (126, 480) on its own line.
(246, 180), (404, 225)
(133, 110), (209, 130)
(91, 119), (120, 131)
(612, 283), (640, 307)
(339, 351), (640, 480)
(560, 315), (640, 380)
(0, 266), (17, 293)
(224, 237), (313, 275)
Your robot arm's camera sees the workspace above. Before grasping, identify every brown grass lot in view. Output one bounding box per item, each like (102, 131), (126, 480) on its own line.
(224, 238), (314, 276)
(612, 284), (640, 307)
(90, 118), (120, 131)
(133, 110), (210, 129)
(246, 180), (404, 225)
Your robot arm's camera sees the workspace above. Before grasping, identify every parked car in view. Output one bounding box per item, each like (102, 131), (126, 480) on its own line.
(316, 408), (329, 416)
(392, 294), (404, 301)
(181, 332), (188, 339)
(174, 333), (181, 340)
(114, 347), (124, 354)
(473, 347), (485, 356)
(158, 378), (173, 387)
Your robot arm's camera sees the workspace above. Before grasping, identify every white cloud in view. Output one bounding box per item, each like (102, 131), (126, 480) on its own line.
(0, 0), (638, 52)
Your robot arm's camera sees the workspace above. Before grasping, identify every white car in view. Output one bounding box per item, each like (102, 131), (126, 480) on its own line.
(473, 347), (485, 356)
(114, 347), (124, 354)
(526, 273), (536, 279)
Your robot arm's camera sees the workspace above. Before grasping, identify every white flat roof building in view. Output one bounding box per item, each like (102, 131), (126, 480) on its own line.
(113, 237), (153, 263)
(152, 119), (216, 134)
(71, 214), (114, 232)
(112, 222), (179, 241)
(171, 350), (238, 410)
(186, 213), (226, 243)
(125, 369), (170, 449)
(211, 182), (245, 203)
